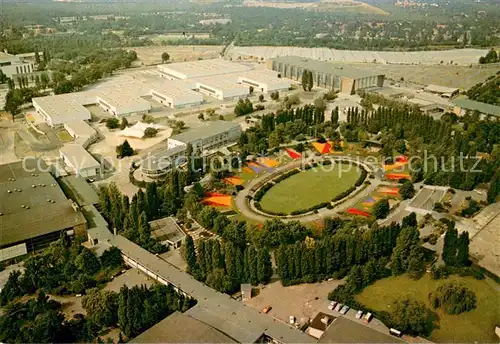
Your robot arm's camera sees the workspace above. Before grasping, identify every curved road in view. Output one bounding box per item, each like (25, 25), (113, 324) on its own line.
(234, 155), (384, 223)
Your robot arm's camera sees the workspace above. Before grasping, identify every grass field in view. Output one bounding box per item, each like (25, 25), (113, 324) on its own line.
(259, 164), (361, 214)
(355, 274), (500, 343)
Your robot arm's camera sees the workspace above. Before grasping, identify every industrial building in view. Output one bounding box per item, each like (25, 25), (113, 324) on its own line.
(96, 90), (151, 117)
(0, 159), (87, 262)
(141, 121), (242, 178)
(60, 144), (101, 178)
(157, 58), (252, 80)
(0, 52), (35, 78)
(63, 121), (98, 148)
(195, 76), (250, 100)
(150, 81), (203, 108)
(269, 56), (385, 94)
(237, 70), (292, 93)
(32, 95), (91, 126)
(168, 120), (242, 152)
(452, 98), (500, 118)
(424, 84), (459, 98)
(149, 217), (186, 249)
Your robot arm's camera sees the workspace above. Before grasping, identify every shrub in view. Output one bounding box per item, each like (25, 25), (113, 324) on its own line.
(106, 118), (119, 129)
(428, 282), (477, 314)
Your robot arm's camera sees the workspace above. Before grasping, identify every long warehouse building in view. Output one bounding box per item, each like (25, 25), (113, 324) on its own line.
(269, 56), (384, 94)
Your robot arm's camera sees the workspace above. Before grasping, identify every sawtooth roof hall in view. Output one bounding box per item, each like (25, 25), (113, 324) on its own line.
(269, 56), (384, 94)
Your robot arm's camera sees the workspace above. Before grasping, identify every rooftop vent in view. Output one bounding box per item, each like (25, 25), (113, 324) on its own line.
(7, 190), (12, 193)
(25, 206), (30, 209)
(0, 213), (3, 216)
(21, 204), (25, 208)
(32, 184), (36, 188)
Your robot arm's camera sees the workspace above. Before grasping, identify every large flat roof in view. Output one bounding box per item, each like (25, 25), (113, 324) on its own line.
(111, 234), (314, 344)
(64, 121), (96, 138)
(60, 144), (100, 170)
(131, 311), (237, 343)
(97, 90), (151, 112)
(318, 317), (403, 343)
(271, 56), (384, 79)
(169, 121), (241, 144)
(150, 80), (203, 102)
(452, 98), (500, 116)
(195, 75), (250, 93)
(33, 95), (90, 121)
(158, 59), (252, 79)
(0, 160), (86, 247)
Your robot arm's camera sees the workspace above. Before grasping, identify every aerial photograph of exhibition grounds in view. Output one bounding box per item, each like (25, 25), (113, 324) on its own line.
(0, 0), (499, 343)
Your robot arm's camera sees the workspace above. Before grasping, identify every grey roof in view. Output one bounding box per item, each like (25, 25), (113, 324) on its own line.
(0, 160), (86, 247)
(424, 84), (459, 94)
(64, 121), (96, 138)
(272, 56), (384, 79)
(58, 175), (99, 206)
(60, 144), (100, 170)
(309, 312), (336, 331)
(110, 234), (314, 344)
(169, 121), (241, 144)
(141, 144), (187, 172)
(318, 317), (403, 343)
(131, 311), (237, 343)
(452, 98), (500, 116)
(149, 217), (186, 244)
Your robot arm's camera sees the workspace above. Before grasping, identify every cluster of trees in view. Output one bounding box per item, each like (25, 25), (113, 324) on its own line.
(0, 236), (123, 306)
(275, 221), (403, 285)
(82, 284), (195, 340)
(372, 198), (390, 219)
(428, 282), (476, 314)
(466, 73), (500, 106)
(4, 87), (44, 115)
(184, 237), (272, 294)
(355, 105), (499, 191)
(301, 70), (313, 91)
(478, 48), (499, 64)
(116, 140), (134, 158)
(233, 98), (254, 117)
(442, 224), (469, 268)
(391, 223), (426, 279)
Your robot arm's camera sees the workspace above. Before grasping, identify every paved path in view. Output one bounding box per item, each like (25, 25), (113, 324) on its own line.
(234, 155), (383, 223)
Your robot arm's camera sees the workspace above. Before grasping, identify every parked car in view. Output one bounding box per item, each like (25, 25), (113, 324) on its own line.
(356, 310), (363, 319)
(263, 306), (272, 314)
(389, 328), (403, 337)
(289, 316), (295, 324)
(340, 305), (350, 315)
(363, 312), (373, 323)
(334, 303), (343, 312)
(328, 301), (337, 310)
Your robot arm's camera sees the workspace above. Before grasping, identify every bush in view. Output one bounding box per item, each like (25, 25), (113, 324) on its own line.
(143, 127), (158, 138)
(106, 118), (119, 129)
(255, 104), (265, 111)
(428, 282), (477, 314)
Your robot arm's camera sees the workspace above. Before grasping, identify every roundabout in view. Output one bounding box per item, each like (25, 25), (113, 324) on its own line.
(236, 156), (378, 221)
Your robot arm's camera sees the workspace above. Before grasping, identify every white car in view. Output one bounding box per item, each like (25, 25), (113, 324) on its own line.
(356, 310), (363, 319)
(340, 305), (350, 315)
(334, 303), (343, 312)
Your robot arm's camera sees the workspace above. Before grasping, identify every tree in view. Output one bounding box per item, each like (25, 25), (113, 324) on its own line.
(161, 52), (170, 63)
(456, 231), (470, 267)
(301, 70), (309, 91)
(75, 248), (101, 275)
(487, 170), (499, 204)
(331, 107), (339, 124)
(259, 94), (264, 102)
(400, 181), (415, 200)
(307, 70), (313, 91)
(106, 118), (120, 129)
(143, 127), (158, 138)
(428, 282), (476, 314)
(183, 235), (198, 275)
(389, 298), (431, 336)
(391, 226), (420, 276)
(81, 288), (118, 327)
(198, 112), (204, 121)
(101, 247), (123, 268)
(407, 247), (425, 280)
(120, 117), (128, 130)
(116, 140), (134, 158)
(442, 225), (458, 266)
(373, 198), (390, 219)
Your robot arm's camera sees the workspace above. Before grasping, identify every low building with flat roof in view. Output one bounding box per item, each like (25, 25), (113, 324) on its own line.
(195, 76), (250, 100)
(269, 56), (384, 94)
(157, 58), (252, 80)
(141, 145), (186, 179)
(63, 121), (98, 148)
(60, 144), (101, 178)
(150, 81), (203, 109)
(452, 97), (500, 118)
(0, 159), (87, 261)
(424, 84), (459, 98)
(237, 70), (292, 93)
(97, 90), (151, 117)
(33, 95), (91, 126)
(168, 120), (242, 152)
(307, 312), (336, 339)
(149, 217), (186, 249)
(131, 311), (236, 343)
(318, 316), (403, 343)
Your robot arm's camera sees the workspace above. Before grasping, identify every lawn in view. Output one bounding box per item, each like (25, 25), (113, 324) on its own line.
(259, 164), (361, 214)
(355, 274), (500, 343)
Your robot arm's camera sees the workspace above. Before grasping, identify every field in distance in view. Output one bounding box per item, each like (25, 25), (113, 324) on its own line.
(242, 0), (389, 15)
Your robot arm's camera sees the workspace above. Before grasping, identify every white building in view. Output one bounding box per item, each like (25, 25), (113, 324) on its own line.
(195, 76), (249, 100)
(157, 59), (252, 80)
(32, 95), (91, 126)
(63, 121), (98, 148)
(150, 81), (203, 109)
(60, 144), (101, 178)
(237, 70), (292, 93)
(0, 52), (35, 78)
(97, 91), (151, 117)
